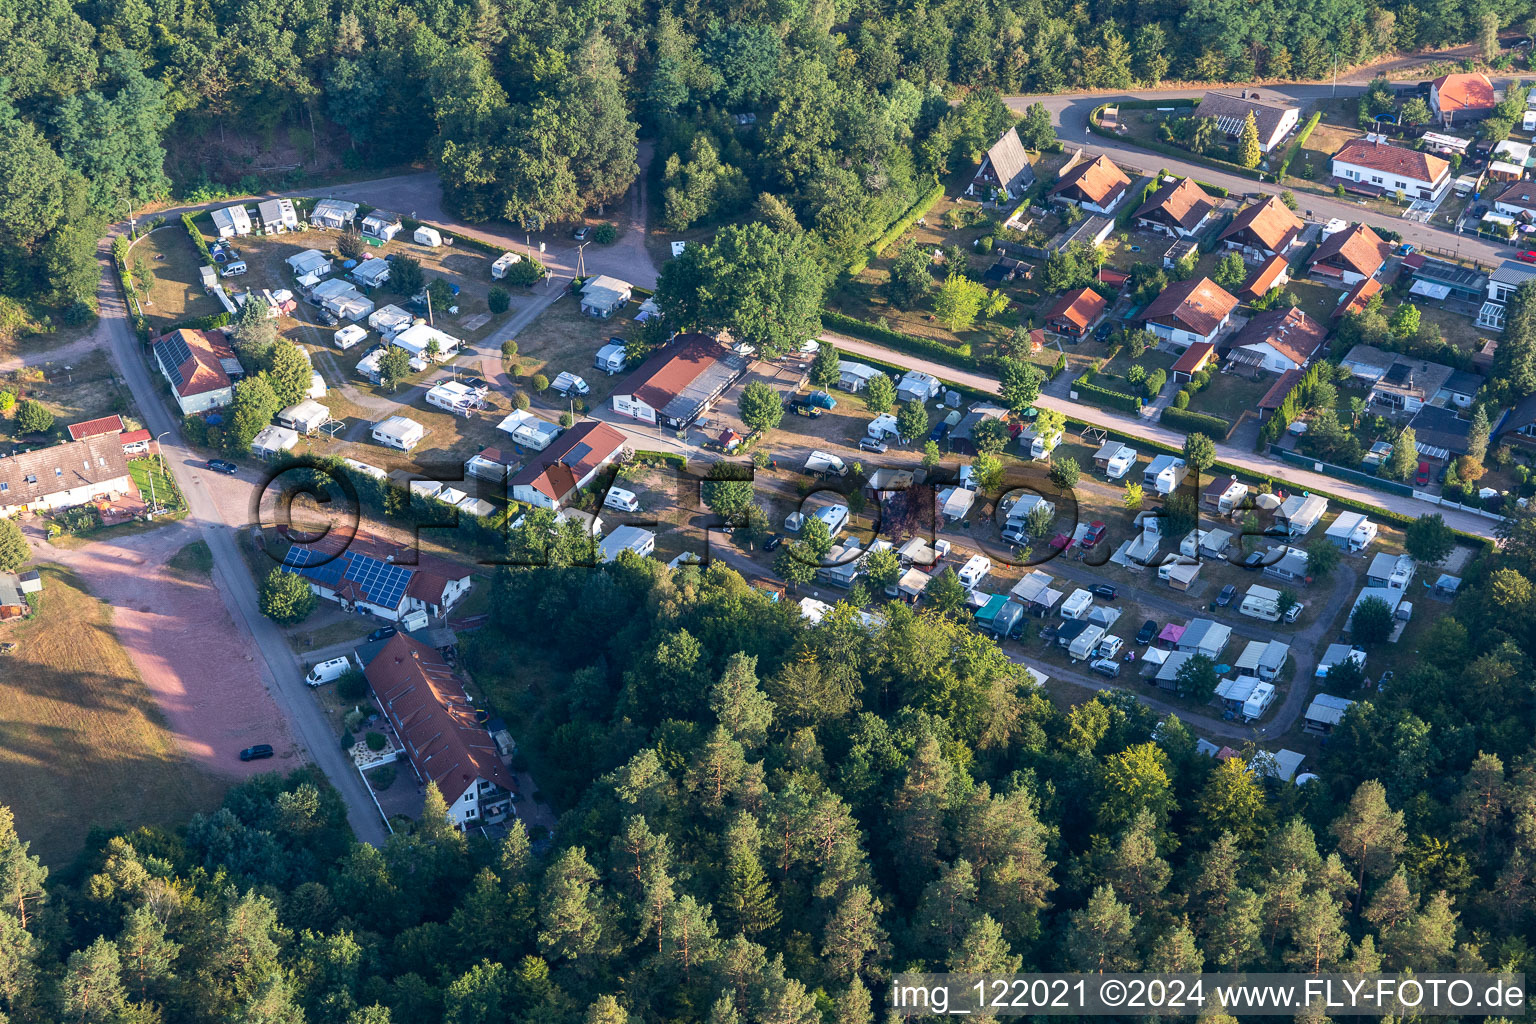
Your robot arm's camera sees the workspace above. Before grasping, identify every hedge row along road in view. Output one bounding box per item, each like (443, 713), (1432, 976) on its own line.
(820, 330), (1502, 540)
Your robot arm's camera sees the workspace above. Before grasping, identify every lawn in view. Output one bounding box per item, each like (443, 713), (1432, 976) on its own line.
(0, 566), (227, 866)
(128, 457), (185, 514)
(1286, 280), (1344, 324)
(511, 298), (634, 414)
(0, 350), (135, 448)
(1413, 303), (1490, 354)
(1186, 370), (1273, 425)
(166, 540), (213, 578)
(126, 227), (225, 328)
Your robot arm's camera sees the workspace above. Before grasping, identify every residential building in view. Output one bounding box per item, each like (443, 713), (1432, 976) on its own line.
(1335, 277), (1383, 318)
(1193, 90), (1301, 152)
(1132, 177), (1216, 237)
(1308, 223), (1392, 284)
(897, 370), (941, 404)
(1226, 306), (1326, 374)
(275, 399), (330, 435)
(1240, 254), (1291, 302)
(1220, 196), (1304, 260)
(152, 328), (241, 414)
(1049, 154), (1131, 214)
(1366, 552), (1416, 590)
(371, 415), (425, 451)
(310, 199), (359, 230)
(598, 525), (657, 563)
(1044, 287), (1107, 336)
(969, 126), (1036, 199)
(250, 424), (299, 460)
(310, 278), (374, 321)
(1278, 494), (1328, 535)
(1325, 511), (1379, 552)
(610, 333), (749, 429)
(1171, 341), (1218, 382)
(1367, 357), (1456, 413)
(1409, 405), (1475, 458)
(1430, 72), (1496, 126)
(360, 632), (515, 828)
(361, 209), (403, 242)
(210, 204), (252, 237)
(580, 275), (633, 318)
(256, 198), (299, 233)
(1303, 694), (1357, 735)
(390, 323), (460, 365)
(353, 257), (391, 290)
(1438, 369), (1484, 408)
(509, 420), (628, 509)
(1481, 259), (1536, 329)
(1178, 618), (1232, 659)
(1141, 277), (1239, 349)
(0, 435), (133, 518)
(1493, 180), (1536, 219)
(66, 415), (126, 442)
(285, 249), (332, 279)
(284, 534), (473, 622)
(1330, 138), (1451, 202)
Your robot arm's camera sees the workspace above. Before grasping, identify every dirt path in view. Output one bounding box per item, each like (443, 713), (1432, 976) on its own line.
(27, 519), (301, 779)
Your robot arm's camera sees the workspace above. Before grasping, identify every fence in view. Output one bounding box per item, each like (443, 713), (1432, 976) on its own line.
(1413, 491), (1509, 522)
(1268, 445), (1415, 496)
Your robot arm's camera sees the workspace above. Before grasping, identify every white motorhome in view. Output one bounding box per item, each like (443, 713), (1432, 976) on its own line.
(957, 555), (991, 591)
(805, 450), (848, 476)
(603, 486), (641, 513)
(305, 656), (353, 687)
(491, 252), (523, 279)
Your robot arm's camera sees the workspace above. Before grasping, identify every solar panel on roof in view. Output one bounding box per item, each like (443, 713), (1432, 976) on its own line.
(563, 443), (592, 466)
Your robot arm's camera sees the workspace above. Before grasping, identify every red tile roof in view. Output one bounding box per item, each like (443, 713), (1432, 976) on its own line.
(1310, 224), (1391, 279)
(1332, 138), (1450, 187)
(156, 329), (237, 398)
(508, 420), (627, 503)
(1045, 287), (1107, 330)
(1259, 368), (1304, 410)
(1335, 277), (1383, 318)
(1141, 277), (1239, 338)
(1240, 254), (1290, 300)
(66, 415), (125, 441)
(623, 333), (736, 414)
(1432, 72), (1496, 113)
(1171, 341), (1218, 376)
(1050, 155), (1131, 207)
(365, 632), (516, 807)
(1233, 306), (1328, 365)
(1133, 177), (1216, 231)
(118, 429), (152, 446)
(1219, 196), (1303, 253)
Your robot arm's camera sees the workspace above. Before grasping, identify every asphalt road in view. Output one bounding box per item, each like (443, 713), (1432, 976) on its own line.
(822, 332), (1501, 540)
(92, 233), (391, 847)
(1005, 77), (1528, 266)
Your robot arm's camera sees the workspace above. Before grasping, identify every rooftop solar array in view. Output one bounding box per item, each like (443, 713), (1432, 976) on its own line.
(283, 546), (415, 608)
(156, 335), (194, 390)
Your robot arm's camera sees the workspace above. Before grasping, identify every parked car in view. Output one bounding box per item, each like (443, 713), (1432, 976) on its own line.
(573, 226), (590, 241)
(1081, 521), (1107, 548)
(1520, 250), (1536, 264)
(1135, 619), (1157, 645)
(929, 421), (951, 442)
(763, 535), (783, 552)
(788, 402), (823, 419)
(1216, 584), (1237, 607)
(207, 459), (239, 475)
(1093, 321), (1114, 342)
(1089, 584), (1117, 600)
(859, 437), (888, 454)
(367, 626), (398, 643)
(1415, 461), (1431, 486)
(239, 744), (274, 762)
(1090, 658), (1122, 678)
(1284, 602), (1304, 623)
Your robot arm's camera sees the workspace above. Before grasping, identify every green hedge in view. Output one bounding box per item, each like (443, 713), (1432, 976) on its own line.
(632, 450), (688, 471)
(1159, 406), (1233, 438)
(1277, 112), (1323, 180)
(1192, 179), (1230, 198)
(821, 310), (980, 369)
(1112, 98), (1197, 112)
(1088, 104), (1267, 182)
(848, 179), (946, 276)
(1072, 369), (1143, 413)
(181, 213), (215, 267)
(167, 312), (233, 333)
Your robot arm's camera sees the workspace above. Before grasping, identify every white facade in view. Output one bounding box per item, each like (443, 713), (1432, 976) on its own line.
(372, 415), (425, 450)
(495, 410), (562, 451)
(1331, 156), (1450, 203)
(1145, 318), (1226, 351)
(426, 381), (483, 416)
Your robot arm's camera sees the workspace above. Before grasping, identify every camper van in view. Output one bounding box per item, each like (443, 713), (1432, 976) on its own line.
(305, 657), (354, 687)
(552, 371), (590, 396)
(491, 252), (522, 279)
(603, 486), (641, 513)
(805, 450), (849, 477)
(221, 259), (248, 278)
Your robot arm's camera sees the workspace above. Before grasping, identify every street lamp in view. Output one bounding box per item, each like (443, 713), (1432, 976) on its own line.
(147, 431), (171, 514)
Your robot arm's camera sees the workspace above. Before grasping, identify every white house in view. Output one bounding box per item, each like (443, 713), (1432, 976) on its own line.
(257, 198), (300, 233)
(0, 435), (133, 518)
(509, 421), (628, 509)
(1366, 552), (1416, 590)
(1193, 91), (1300, 153)
(1325, 511), (1378, 552)
(610, 334), (748, 429)
(353, 257), (391, 290)
(1278, 494), (1328, 536)
(599, 525), (656, 563)
(210, 205), (253, 237)
(496, 409), (563, 451)
(1331, 137), (1451, 203)
(311, 279), (374, 321)
(369, 304), (415, 339)
(310, 199), (359, 230)
(361, 210), (403, 242)
(390, 323), (459, 366)
(580, 275), (632, 318)
(288, 542), (473, 624)
(152, 328), (239, 415)
(1141, 277), (1239, 350)
(837, 361), (881, 392)
(286, 249), (333, 278)
(372, 415), (426, 451)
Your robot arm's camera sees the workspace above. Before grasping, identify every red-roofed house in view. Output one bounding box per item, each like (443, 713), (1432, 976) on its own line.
(66, 415), (125, 441)
(1308, 224), (1392, 285)
(152, 328), (242, 414)
(1430, 72), (1496, 127)
(362, 632), (517, 828)
(1240, 254), (1292, 301)
(1049, 155), (1131, 214)
(610, 333), (750, 429)
(1258, 368), (1304, 420)
(1331, 139), (1451, 202)
(509, 420), (628, 509)
(1141, 278), (1239, 350)
(282, 533), (475, 622)
(1133, 177), (1216, 238)
(1335, 277), (1383, 318)
(1044, 288), (1107, 336)
(1220, 196), (1304, 260)
(1227, 306), (1328, 374)
(118, 429), (152, 455)
(1171, 342), (1218, 382)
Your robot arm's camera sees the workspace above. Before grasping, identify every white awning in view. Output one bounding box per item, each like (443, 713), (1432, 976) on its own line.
(1409, 280), (1451, 300)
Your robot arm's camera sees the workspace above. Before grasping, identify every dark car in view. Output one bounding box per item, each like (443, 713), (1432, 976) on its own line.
(1135, 619), (1158, 645)
(1090, 583), (1117, 600)
(239, 744), (274, 762)
(1217, 584), (1237, 607)
(763, 535), (783, 552)
(929, 420), (952, 442)
(1244, 550), (1265, 568)
(573, 226), (590, 241)
(367, 626), (398, 643)
(207, 459), (239, 475)
(1093, 321), (1115, 342)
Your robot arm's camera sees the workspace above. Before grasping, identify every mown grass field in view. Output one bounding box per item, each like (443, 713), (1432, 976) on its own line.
(0, 566), (227, 866)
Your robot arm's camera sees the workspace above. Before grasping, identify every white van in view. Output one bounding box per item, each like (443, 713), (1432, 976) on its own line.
(221, 260), (248, 278)
(604, 486), (641, 513)
(305, 656), (353, 687)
